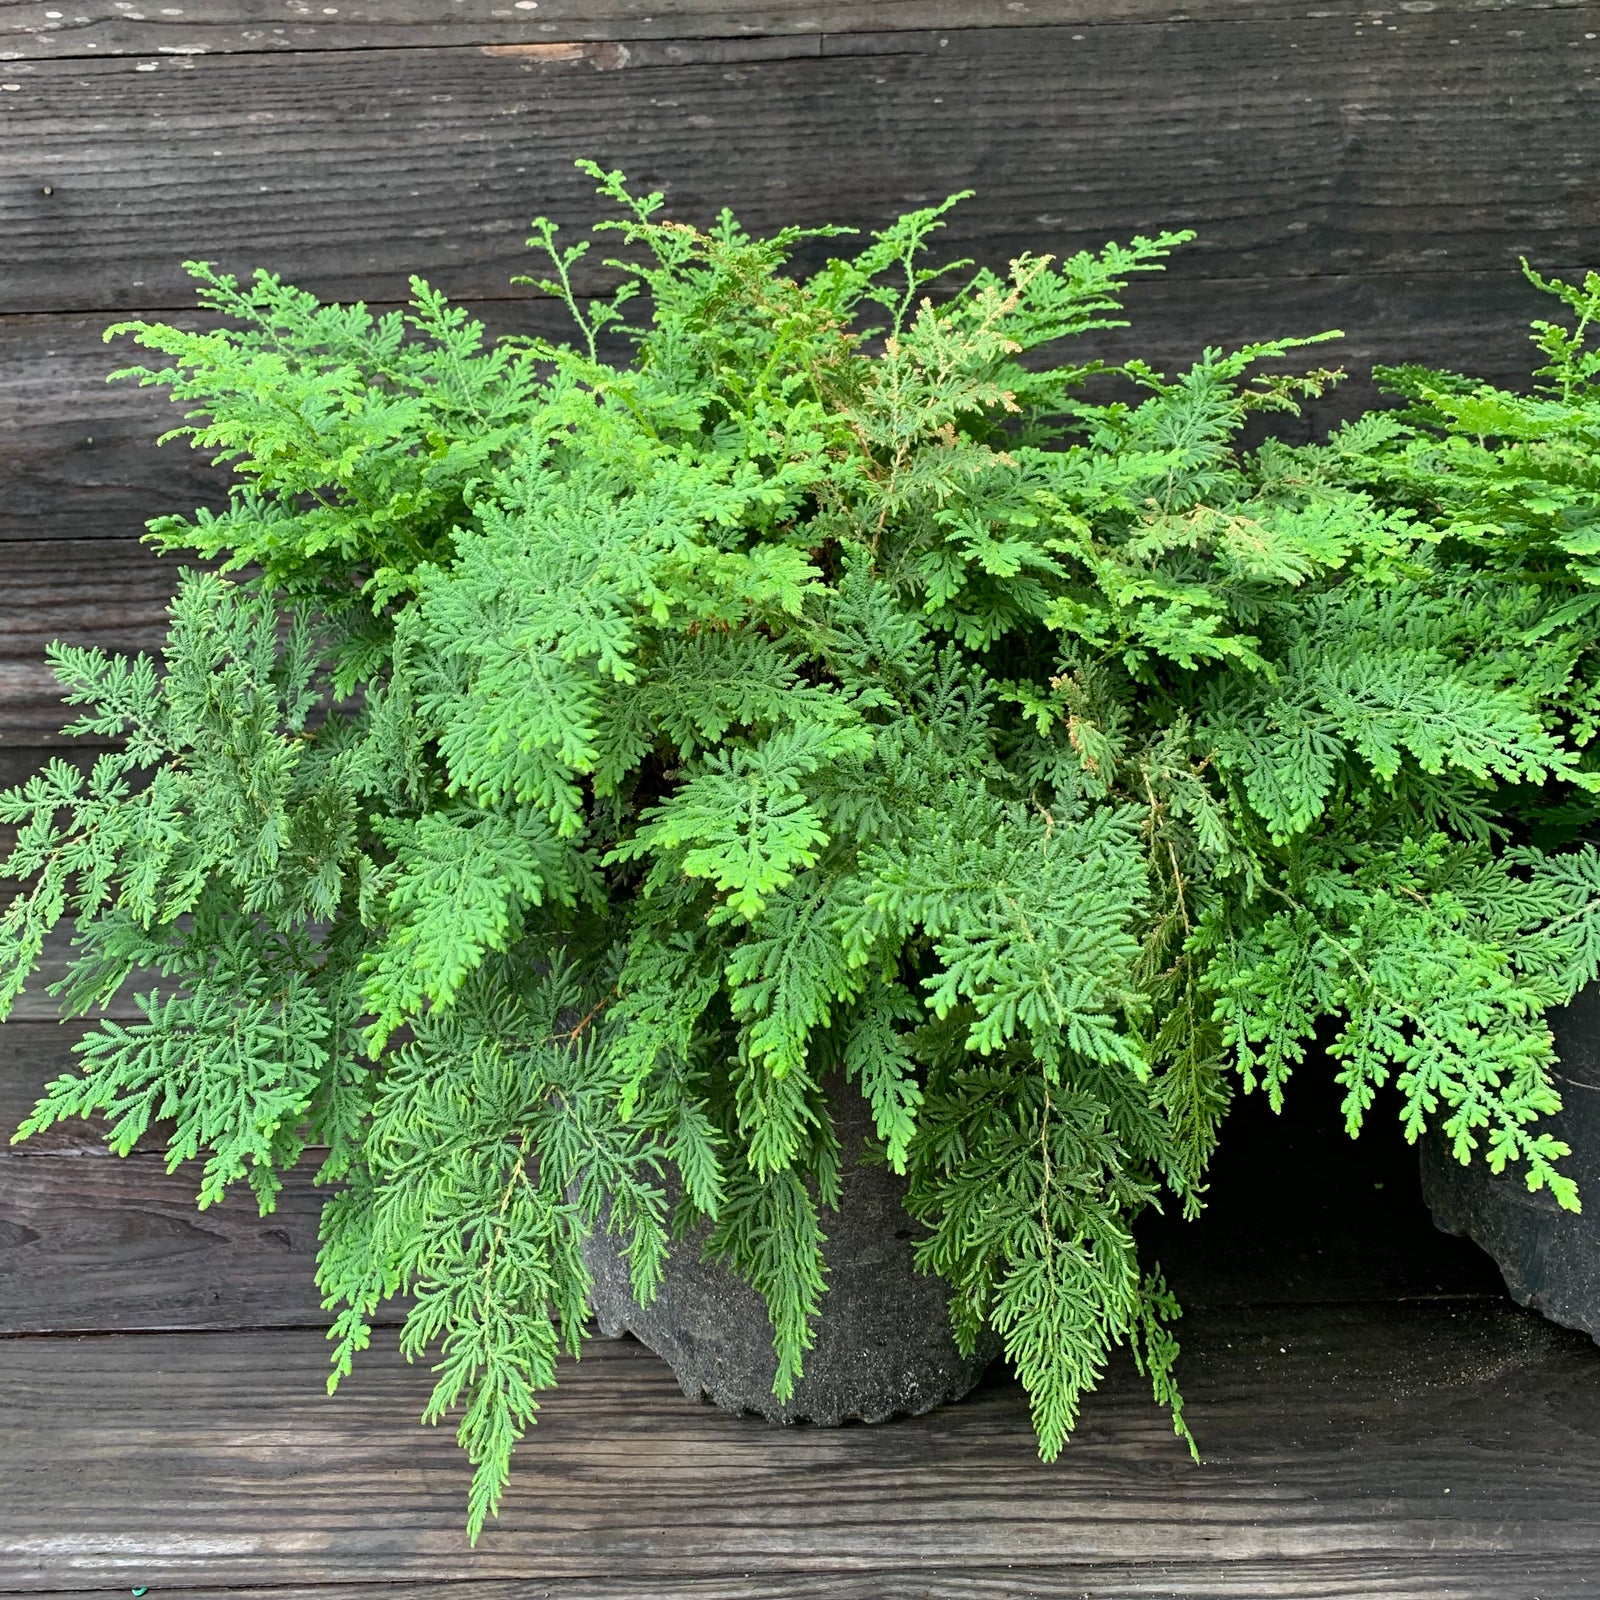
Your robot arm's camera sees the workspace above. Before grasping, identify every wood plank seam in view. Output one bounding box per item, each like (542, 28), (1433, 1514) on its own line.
(7, 23), (1598, 318)
(11, 267), (1600, 329)
(5, 0), (1599, 67)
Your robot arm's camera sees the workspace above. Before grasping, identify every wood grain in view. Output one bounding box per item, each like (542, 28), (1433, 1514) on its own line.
(0, 1021), (119, 1150)
(0, 538), (174, 744)
(0, 311), (232, 546)
(0, 922), (152, 1023)
(0, 1014), (336, 1342)
(1, 0), (1591, 62)
(5, 1553), (1598, 1599)
(1, 19), (1597, 317)
(0, 299), (573, 542)
(0, 1151), (332, 1332)
(0, 1019), (1504, 1334)
(2, 1304), (1597, 1592)
(0, 269), (1561, 543)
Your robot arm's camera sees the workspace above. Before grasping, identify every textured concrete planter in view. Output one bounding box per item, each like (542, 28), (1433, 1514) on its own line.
(1422, 983), (1600, 1342)
(584, 1092), (998, 1424)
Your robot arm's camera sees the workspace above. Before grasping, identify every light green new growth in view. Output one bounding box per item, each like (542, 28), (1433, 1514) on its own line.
(5, 164), (1600, 1538)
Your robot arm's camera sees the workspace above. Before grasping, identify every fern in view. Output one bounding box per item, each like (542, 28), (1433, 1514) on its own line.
(4, 165), (1599, 1535)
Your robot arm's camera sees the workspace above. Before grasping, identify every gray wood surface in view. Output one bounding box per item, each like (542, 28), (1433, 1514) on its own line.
(0, 0), (1586, 59)
(6, 1559), (1598, 1600)
(0, 311), (231, 546)
(0, 1158), (1501, 1331)
(0, 270), (1560, 544)
(3, 1307), (1598, 1594)
(6, 2), (1600, 1593)
(0, 1151), (332, 1332)
(2, 18), (1597, 317)
(0, 922), (152, 1021)
(0, 1005), (1507, 1333)
(1, 1021), (123, 1149)
(0, 1133), (1496, 1335)
(0, 539), (173, 745)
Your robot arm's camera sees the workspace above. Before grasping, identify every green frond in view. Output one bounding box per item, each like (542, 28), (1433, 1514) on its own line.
(8, 168), (1599, 1536)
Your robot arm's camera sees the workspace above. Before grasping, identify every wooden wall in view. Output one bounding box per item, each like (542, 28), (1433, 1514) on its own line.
(4, 7), (1600, 1590)
(4, 1), (1600, 738)
(2, 0), (1598, 1337)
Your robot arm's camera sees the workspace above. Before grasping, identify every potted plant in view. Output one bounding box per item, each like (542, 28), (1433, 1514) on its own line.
(1315, 266), (1600, 1338)
(5, 165), (1598, 1539)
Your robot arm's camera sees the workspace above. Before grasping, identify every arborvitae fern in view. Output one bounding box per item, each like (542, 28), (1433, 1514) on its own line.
(6, 161), (1600, 1537)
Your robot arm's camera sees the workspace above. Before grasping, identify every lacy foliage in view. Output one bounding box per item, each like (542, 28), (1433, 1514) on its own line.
(7, 170), (1600, 1535)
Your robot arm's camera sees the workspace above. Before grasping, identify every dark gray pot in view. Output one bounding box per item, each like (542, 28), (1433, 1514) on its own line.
(583, 1093), (998, 1425)
(1422, 982), (1600, 1342)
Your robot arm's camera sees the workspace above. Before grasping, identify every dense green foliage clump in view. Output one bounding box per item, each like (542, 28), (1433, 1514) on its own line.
(6, 167), (1600, 1537)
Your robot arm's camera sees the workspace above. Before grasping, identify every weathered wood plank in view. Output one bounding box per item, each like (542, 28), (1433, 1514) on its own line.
(0, 538), (173, 744)
(0, 1021), (116, 1150)
(2, 1305), (1597, 1591)
(0, 749), (86, 791)
(0, 299), (574, 543)
(0, 1013), (1505, 1333)
(1, 0), (1591, 62)
(0, 269), (1563, 544)
(0, 923), (150, 1023)
(0, 1151), (332, 1332)
(0, 310), (230, 545)
(0, 1005), (332, 1342)
(5, 1553), (1597, 1600)
(2, 20), (1597, 317)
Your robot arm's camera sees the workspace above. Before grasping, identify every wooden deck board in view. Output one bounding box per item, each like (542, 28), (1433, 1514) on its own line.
(0, 270), (1562, 547)
(1, 0), (1583, 61)
(1, 1024), (134, 1150)
(0, 1018), (1508, 1335)
(6, 4), (1600, 1594)
(0, 1127), (1497, 1336)
(2, 18), (1597, 318)
(3, 1303), (1598, 1595)
(0, 1153), (334, 1334)
(5, 1558), (1597, 1600)
(0, 539), (174, 746)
